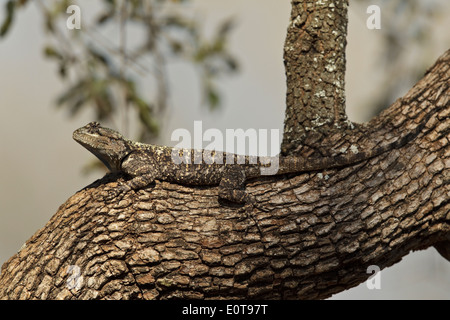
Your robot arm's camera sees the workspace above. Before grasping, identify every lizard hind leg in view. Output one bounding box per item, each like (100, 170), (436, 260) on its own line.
(218, 166), (267, 237)
(218, 165), (249, 204)
(218, 165), (269, 212)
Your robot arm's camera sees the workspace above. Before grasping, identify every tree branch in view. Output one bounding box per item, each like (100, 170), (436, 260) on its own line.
(0, 0), (448, 300)
(281, 0), (350, 156)
(0, 48), (448, 299)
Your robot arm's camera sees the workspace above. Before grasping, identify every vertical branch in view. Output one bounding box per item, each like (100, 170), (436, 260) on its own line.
(35, 0), (82, 81)
(145, 3), (168, 116)
(119, 0), (129, 135)
(281, 0), (351, 155)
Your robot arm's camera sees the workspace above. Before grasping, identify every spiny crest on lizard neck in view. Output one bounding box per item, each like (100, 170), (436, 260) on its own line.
(73, 121), (131, 173)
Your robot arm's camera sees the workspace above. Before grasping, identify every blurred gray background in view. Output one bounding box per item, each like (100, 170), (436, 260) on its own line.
(0, 0), (449, 299)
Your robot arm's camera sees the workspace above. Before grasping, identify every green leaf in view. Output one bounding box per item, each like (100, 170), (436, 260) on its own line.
(169, 39), (184, 54)
(58, 62), (67, 78)
(43, 46), (63, 60)
(56, 80), (87, 107)
(87, 46), (110, 67)
(70, 95), (88, 117)
(217, 17), (235, 38)
(224, 55), (239, 72)
(94, 91), (114, 120)
(0, 1), (15, 37)
(206, 85), (220, 110)
(103, 0), (116, 6)
(137, 103), (159, 135)
(96, 11), (114, 25)
(44, 12), (54, 33)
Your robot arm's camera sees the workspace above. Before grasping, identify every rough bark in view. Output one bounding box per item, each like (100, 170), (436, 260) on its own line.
(0, 0), (449, 300)
(0, 48), (448, 300)
(281, 0), (351, 156)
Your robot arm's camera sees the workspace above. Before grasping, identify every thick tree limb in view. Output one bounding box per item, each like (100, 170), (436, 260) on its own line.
(0, 0), (448, 299)
(0, 48), (448, 300)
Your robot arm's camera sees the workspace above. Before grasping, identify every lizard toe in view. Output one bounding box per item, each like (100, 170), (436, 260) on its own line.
(104, 184), (131, 202)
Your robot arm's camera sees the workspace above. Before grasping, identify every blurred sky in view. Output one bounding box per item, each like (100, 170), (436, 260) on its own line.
(0, 0), (449, 299)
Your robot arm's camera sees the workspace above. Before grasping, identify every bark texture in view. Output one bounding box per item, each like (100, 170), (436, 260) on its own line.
(0, 49), (448, 300)
(281, 0), (351, 156)
(0, 0), (449, 299)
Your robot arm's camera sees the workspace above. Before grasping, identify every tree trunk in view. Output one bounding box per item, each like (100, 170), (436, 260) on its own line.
(0, 0), (448, 300)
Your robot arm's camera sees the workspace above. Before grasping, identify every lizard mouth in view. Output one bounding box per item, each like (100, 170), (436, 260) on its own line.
(72, 122), (106, 147)
(73, 122), (128, 173)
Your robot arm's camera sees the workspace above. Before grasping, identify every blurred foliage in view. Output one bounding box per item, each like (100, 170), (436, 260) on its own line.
(2, 0), (445, 133)
(356, 0), (445, 117)
(0, 0), (239, 141)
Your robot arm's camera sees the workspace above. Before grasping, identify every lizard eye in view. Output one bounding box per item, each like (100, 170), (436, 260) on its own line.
(85, 121), (101, 133)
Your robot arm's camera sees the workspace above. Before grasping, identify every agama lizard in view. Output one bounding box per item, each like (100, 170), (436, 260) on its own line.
(72, 118), (432, 204)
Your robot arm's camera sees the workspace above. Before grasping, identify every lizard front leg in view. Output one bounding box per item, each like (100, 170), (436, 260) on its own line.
(219, 165), (269, 211)
(218, 165), (249, 204)
(106, 151), (158, 200)
(219, 166), (267, 238)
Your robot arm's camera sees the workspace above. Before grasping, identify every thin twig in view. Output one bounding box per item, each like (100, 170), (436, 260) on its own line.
(119, 0), (129, 135)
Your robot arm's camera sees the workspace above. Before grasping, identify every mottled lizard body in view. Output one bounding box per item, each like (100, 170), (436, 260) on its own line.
(73, 121), (428, 203)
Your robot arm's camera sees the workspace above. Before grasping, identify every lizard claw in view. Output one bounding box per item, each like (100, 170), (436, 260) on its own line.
(104, 184), (131, 202)
(244, 194), (270, 212)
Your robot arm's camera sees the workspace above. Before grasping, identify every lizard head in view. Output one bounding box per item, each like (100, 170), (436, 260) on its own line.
(73, 121), (131, 173)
